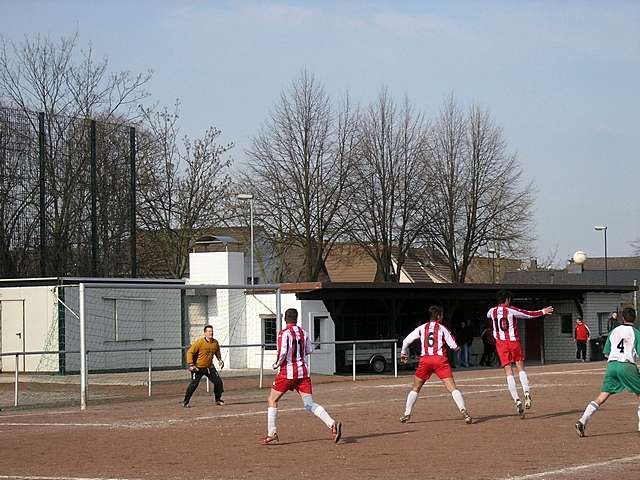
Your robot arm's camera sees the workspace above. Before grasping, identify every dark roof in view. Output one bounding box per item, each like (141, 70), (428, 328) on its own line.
(504, 269), (640, 286)
(295, 281), (637, 301)
(580, 256), (640, 271)
(0, 277), (185, 288)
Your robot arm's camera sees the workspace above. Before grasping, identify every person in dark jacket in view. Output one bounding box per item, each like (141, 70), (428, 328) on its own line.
(480, 321), (496, 367)
(607, 311), (619, 333)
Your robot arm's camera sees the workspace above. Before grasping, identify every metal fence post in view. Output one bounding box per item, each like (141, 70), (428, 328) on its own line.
(38, 112), (46, 276)
(89, 120), (97, 276)
(276, 288), (282, 328)
(129, 126), (137, 277)
(148, 349), (152, 397)
(259, 344), (265, 389)
(14, 354), (19, 407)
(79, 283), (87, 410)
(393, 341), (398, 378)
(352, 343), (356, 381)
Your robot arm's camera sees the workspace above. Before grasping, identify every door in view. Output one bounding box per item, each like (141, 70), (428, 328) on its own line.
(524, 317), (542, 363)
(1, 299), (26, 372)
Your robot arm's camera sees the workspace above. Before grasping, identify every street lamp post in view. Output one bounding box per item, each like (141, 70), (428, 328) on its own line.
(488, 247), (496, 283)
(594, 225), (608, 286)
(238, 193), (254, 285)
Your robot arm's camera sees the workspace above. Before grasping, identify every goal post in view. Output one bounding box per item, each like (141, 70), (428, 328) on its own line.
(73, 281), (283, 409)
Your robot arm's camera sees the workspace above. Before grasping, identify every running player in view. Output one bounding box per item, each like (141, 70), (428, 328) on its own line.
(575, 307), (640, 437)
(399, 305), (472, 424)
(487, 290), (554, 418)
(262, 308), (342, 445)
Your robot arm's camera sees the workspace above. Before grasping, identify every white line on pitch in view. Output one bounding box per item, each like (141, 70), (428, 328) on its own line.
(0, 476), (140, 480)
(0, 387), (511, 429)
(0, 423), (111, 427)
(497, 454), (640, 479)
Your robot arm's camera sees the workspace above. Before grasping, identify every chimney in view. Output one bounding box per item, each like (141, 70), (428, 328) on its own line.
(567, 261), (583, 274)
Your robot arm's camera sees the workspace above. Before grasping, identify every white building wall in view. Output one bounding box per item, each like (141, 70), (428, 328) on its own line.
(63, 286), (182, 372)
(244, 293), (335, 375)
(188, 251), (247, 368)
(0, 286), (58, 372)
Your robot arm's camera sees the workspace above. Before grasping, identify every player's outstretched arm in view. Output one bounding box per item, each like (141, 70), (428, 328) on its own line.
(401, 327), (421, 357)
(510, 306), (553, 318)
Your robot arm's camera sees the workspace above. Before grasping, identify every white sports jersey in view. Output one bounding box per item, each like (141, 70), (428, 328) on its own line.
(401, 321), (458, 357)
(604, 325), (640, 363)
(487, 305), (545, 342)
(274, 325), (313, 379)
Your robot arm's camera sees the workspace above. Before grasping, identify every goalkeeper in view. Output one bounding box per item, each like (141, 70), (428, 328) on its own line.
(182, 325), (225, 407)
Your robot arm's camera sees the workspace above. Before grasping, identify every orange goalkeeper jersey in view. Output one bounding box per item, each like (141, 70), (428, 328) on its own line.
(186, 337), (221, 368)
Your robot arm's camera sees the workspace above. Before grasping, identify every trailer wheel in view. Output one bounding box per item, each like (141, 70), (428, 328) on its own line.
(370, 356), (387, 374)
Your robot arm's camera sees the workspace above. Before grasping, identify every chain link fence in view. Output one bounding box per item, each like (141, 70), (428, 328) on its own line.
(0, 106), (137, 278)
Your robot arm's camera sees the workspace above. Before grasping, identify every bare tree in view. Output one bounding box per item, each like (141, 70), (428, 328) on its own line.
(426, 97), (534, 283)
(137, 103), (233, 278)
(0, 33), (152, 275)
(244, 71), (358, 282)
(346, 89), (431, 282)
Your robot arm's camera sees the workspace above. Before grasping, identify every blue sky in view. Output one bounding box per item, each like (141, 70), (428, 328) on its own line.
(2, 0), (639, 263)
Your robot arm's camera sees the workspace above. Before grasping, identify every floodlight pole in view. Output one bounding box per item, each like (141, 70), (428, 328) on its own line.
(594, 226), (608, 286)
(238, 194), (255, 285)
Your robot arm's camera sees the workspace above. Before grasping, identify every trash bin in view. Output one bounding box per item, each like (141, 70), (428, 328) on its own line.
(589, 338), (603, 361)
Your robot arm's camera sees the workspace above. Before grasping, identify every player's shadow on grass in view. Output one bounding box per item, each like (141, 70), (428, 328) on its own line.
(467, 413), (514, 424)
(409, 417), (464, 425)
(340, 429), (418, 444)
(276, 430), (417, 446)
(223, 400), (265, 406)
(473, 408), (583, 424)
(527, 409), (583, 420)
(584, 429), (639, 438)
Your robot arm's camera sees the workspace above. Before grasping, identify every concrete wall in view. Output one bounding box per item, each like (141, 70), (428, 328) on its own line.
(0, 286), (58, 372)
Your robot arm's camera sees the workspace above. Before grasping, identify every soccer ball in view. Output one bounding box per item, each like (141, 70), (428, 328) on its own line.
(573, 251), (587, 265)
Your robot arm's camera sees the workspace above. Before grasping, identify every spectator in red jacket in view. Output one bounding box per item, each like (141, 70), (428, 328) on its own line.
(574, 318), (591, 362)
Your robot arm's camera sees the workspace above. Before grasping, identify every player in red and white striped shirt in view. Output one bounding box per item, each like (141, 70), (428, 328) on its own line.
(262, 308), (342, 445)
(487, 290), (554, 417)
(399, 305), (472, 424)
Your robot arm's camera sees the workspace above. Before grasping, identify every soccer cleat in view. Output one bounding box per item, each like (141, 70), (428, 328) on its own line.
(461, 409), (473, 424)
(524, 393), (532, 410)
(261, 433), (279, 445)
(400, 414), (411, 423)
(332, 421), (343, 443)
(182, 401), (190, 408)
(575, 420), (586, 438)
(516, 400), (525, 419)
(215, 399), (225, 406)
